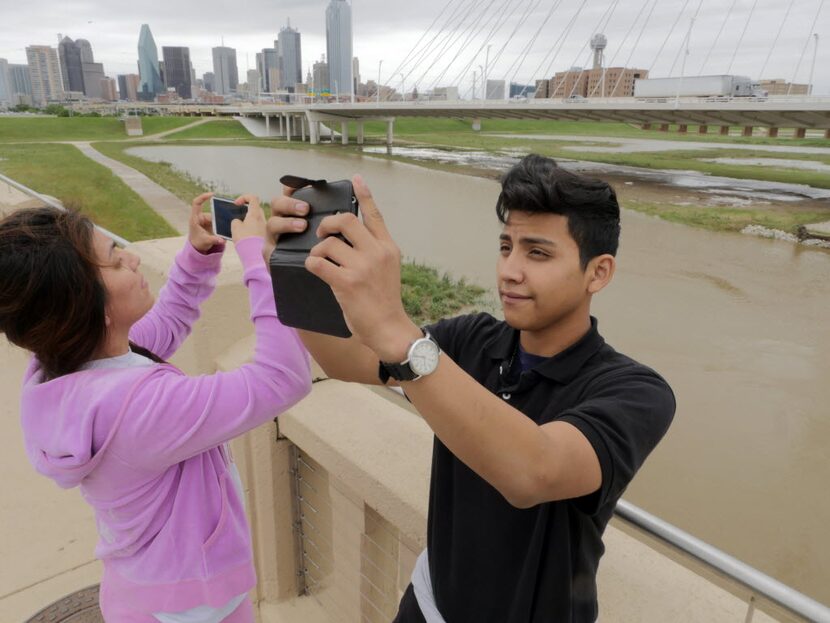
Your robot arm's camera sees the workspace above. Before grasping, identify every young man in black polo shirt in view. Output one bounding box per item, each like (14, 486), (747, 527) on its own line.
(266, 154), (675, 622)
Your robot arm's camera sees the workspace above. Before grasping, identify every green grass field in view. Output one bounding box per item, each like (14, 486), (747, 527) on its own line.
(360, 117), (830, 146)
(0, 116), (196, 143)
(162, 119), (253, 140)
(0, 142), (177, 240)
(362, 130), (830, 189)
(401, 263), (485, 324)
(625, 200), (830, 233)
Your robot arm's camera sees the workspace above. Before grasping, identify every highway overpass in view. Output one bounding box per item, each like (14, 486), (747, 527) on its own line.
(75, 96), (830, 143)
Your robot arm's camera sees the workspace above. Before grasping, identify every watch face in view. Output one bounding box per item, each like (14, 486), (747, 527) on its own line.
(409, 339), (440, 376)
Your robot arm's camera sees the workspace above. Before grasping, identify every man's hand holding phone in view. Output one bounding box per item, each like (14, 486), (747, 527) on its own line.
(264, 192), (309, 265)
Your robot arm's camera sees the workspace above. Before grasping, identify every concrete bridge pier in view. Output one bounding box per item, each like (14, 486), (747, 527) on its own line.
(678, 124), (688, 133)
(279, 115), (284, 138)
(357, 122), (365, 145)
(386, 119), (394, 148)
(309, 119), (320, 145)
(301, 117), (306, 142)
(698, 125), (708, 134)
(743, 126), (754, 137)
(826, 129), (830, 139)
(286, 116), (293, 143)
(265, 115), (271, 137)
(795, 128), (807, 139)
(768, 127), (779, 138)
(341, 121), (349, 145)
(720, 125), (730, 135)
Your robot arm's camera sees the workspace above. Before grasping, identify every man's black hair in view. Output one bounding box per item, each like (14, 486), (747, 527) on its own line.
(496, 154), (621, 269)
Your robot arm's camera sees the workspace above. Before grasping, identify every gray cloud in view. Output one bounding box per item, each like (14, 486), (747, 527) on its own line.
(1, 0), (827, 94)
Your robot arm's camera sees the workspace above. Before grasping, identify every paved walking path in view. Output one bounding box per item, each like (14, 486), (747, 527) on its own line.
(72, 142), (190, 235)
(139, 117), (212, 140)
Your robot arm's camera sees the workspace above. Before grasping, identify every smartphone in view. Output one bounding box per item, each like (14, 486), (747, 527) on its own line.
(210, 196), (248, 241)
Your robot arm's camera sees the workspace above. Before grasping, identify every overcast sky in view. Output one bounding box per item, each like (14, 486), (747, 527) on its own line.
(1, 0), (828, 96)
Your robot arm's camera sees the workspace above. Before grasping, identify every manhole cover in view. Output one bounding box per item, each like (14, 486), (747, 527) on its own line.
(25, 584), (103, 622)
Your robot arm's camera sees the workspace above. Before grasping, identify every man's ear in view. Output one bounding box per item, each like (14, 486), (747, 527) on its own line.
(586, 254), (616, 294)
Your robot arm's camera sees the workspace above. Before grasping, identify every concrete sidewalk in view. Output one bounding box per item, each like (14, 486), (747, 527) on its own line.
(0, 342), (102, 622)
(71, 142), (190, 235)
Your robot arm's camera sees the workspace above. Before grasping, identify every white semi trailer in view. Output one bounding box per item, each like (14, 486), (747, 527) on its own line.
(634, 75), (765, 98)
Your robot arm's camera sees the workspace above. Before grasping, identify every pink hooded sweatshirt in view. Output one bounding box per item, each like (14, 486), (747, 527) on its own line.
(19, 236), (311, 616)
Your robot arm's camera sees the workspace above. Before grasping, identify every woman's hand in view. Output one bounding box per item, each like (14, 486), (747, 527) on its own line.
(188, 192), (224, 254)
(230, 195), (266, 244)
(264, 187), (309, 264)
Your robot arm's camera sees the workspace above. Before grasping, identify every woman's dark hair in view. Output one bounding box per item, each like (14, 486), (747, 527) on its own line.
(0, 207), (108, 380)
(496, 154), (621, 269)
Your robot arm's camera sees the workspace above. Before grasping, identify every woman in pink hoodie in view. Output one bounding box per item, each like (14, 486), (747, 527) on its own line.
(0, 193), (312, 622)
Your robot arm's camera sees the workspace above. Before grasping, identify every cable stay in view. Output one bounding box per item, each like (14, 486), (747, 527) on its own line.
(724, 0), (760, 75)
(587, 0), (654, 97)
(787, 0), (825, 94)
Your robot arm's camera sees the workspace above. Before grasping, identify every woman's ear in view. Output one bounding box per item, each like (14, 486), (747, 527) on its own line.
(586, 254), (616, 295)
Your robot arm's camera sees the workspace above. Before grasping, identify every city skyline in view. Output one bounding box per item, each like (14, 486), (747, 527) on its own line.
(1, 0), (827, 95)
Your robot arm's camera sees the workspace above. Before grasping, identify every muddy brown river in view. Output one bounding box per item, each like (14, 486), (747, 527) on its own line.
(127, 144), (830, 604)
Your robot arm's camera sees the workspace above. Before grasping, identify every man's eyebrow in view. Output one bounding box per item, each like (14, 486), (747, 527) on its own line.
(501, 233), (556, 247)
(109, 240), (117, 257)
(520, 237), (556, 247)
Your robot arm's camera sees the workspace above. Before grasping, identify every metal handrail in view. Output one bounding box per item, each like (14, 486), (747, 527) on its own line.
(615, 500), (830, 622)
(0, 172), (130, 247)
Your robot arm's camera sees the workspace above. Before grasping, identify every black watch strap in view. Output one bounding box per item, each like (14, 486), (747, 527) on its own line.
(378, 359), (420, 384)
(378, 330), (432, 384)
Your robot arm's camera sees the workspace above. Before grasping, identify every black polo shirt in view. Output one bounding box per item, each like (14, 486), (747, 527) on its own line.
(418, 312), (675, 623)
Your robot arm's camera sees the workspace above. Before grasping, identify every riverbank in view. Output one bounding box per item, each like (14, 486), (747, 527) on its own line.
(2, 115), (829, 238)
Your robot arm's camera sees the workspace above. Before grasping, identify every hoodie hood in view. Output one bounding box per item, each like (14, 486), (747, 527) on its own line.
(20, 357), (153, 489)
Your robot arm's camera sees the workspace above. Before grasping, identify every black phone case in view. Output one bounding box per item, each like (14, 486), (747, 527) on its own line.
(270, 179), (359, 337)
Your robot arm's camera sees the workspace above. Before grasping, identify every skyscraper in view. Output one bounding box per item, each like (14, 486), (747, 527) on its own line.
(162, 47), (192, 99)
(58, 37), (84, 93)
(0, 59), (11, 105)
(211, 46), (238, 95)
(26, 45), (63, 106)
(76, 39), (94, 64)
(312, 55), (329, 96)
(260, 48), (280, 93)
(9, 64), (33, 103)
(82, 62), (106, 99)
(277, 23), (302, 90)
(117, 74), (140, 101)
(100, 77), (117, 101)
(137, 24), (163, 100)
(246, 69), (260, 90)
(325, 0), (353, 97)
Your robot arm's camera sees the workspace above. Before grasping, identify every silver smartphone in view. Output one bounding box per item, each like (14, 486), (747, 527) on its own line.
(210, 196), (248, 241)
